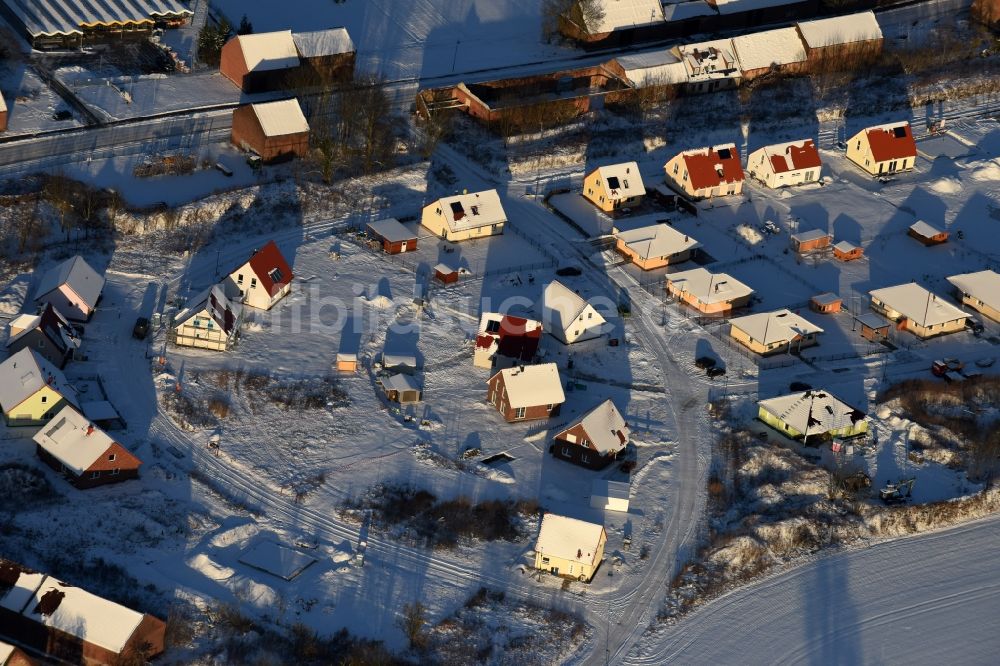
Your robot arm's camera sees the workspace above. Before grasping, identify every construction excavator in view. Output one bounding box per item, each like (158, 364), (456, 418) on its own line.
(879, 478), (916, 504)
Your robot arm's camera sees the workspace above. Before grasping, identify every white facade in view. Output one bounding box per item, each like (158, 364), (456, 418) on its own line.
(542, 281), (607, 344)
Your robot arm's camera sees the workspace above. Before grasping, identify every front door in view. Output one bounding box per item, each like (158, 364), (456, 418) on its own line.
(550, 567), (559, 576)
(888, 160), (897, 173)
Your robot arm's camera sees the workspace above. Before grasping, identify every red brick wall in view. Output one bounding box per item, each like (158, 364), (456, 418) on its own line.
(384, 239), (417, 254)
(219, 38), (249, 90)
(487, 374), (560, 422)
(0, 108), (8, 133)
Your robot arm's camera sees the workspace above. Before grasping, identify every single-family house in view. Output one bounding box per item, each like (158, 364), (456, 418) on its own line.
(0, 640), (37, 666)
(947, 270), (1000, 322)
(551, 399), (629, 469)
(758, 389), (868, 442)
(590, 479), (630, 513)
(487, 363), (565, 422)
(379, 373), (422, 404)
(32, 406), (142, 489)
(366, 218), (417, 254)
(673, 40), (742, 93)
(614, 224), (699, 270)
(5, 303), (80, 369)
(666, 267), (754, 315)
(846, 122), (917, 176)
(0, 560), (166, 665)
(231, 99), (310, 163)
(542, 281), (608, 344)
(33, 255), (104, 322)
(421, 189), (506, 242)
(908, 220), (949, 246)
(534, 514), (607, 582)
(664, 144), (744, 200)
(609, 50), (687, 91)
(746, 139), (822, 188)
(474, 313), (543, 370)
(730, 27), (808, 81)
(856, 312), (890, 342)
(810, 293), (842, 314)
(0, 348), (78, 426)
(729, 309), (823, 355)
(790, 229), (831, 254)
(833, 240), (863, 261)
(582, 162), (646, 213)
(0, 90), (7, 132)
(796, 11), (883, 69)
(225, 240), (294, 311)
(869, 283), (968, 338)
(172, 284), (243, 351)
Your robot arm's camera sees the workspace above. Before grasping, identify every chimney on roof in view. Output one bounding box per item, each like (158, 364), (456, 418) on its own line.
(577, 548), (582, 559)
(86, 424), (94, 436)
(47, 375), (54, 385)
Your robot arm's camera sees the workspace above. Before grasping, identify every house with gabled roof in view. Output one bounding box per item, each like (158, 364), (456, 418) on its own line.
(542, 281), (607, 344)
(534, 514), (607, 582)
(34, 255), (104, 322)
(220, 30), (301, 92)
(758, 389), (868, 442)
(666, 267), (754, 315)
(231, 99), (310, 163)
(474, 313), (543, 370)
(947, 270), (1000, 323)
(291, 28), (356, 86)
(908, 220), (948, 246)
(224, 240), (294, 311)
(747, 139), (822, 188)
(551, 399), (629, 469)
(582, 162), (646, 213)
(367, 218), (417, 254)
(664, 144), (744, 200)
(846, 122), (917, 176)
(796, 11), (883, 68)
(421, 189), (506, 242)
(0, 348), (79, 426)
(171, 285), (243, 351)
(614, 223), (699, 270)
(869, 283), (967, 338)
(32, 406), (142, 489)
(729, 309), (823, 355)
(487, 363), (565, 422)
(833, 240), (863, 262)
(0, 559), (166, 665)
(5, 303), (81, 369)
(790, 228), (831, 254)
(730, 26), (808, 81)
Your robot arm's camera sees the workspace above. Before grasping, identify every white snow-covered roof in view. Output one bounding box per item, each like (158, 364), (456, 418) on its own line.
(667, 267), (754, 305)
(812, 292), (841, 306)
(796, 11), (882, 49)
(175, 284), (242, 331)
(233, 30), (300, 73)
(21, 575), (145, 653)
(711, 0), (803, 15)
(856, 312), (888, 329)
(834, 240), (859, 253)
(34, 255), (104, 311)
(382, 353), (418, 369)
(615, 50), (688, 86)
(791, 228), (831, 243)
(543, 280), (605, 333)
(7, 313), (39, 337)
(0, 347), (78, 414)
(33, 405), (120, 476)
(367, 218), (416, 243)
(560, 399), (629, 454)
(381, 373), (421, 394)
(80, 399), (120, 422)
(759, 389), (866, 436)
(0, 640), (17, 664)
(493, 363), (565, 409)
(591, 162), (646, 200)
(585, 0), (664, 34)
(870, 283), (967, 327)
(432, 189), (507, 233)
(730, 309), (824, 345)
(535, 513), (605, 566)
(947, 270), (1000, 313)
(292, 28), (355, 58)
(0, 569), (45, 613)
(251, 99), (309, 137)
(615, 223), (698, 260)
(909, 220), (945, 238)
(2, 0), (191, 38)
(6, 304), (80, 353)
(677, 40), (739, 79)
(434, 263), (458, 275)
(662, 1), (715, 21)
(731, 26), (806, 72)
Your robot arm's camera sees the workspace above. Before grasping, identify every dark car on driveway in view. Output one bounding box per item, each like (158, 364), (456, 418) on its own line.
(132, 317), (150, 340)
(706, 366), (726, 378)
(695, 356), (717, 370)
(789, 381), (812, 392)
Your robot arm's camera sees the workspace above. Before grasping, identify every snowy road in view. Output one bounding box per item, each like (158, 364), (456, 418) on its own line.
(624, 516), (1000, 665)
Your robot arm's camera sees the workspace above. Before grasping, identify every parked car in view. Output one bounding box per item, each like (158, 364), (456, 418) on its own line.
(556, 266), (582, 277)
(694, 356), (717, 370)
(975, 357), (995, 368)
(789, 381), (812, 392)
(132, 316), (150, 340)
(215, 162), (233, 177)
(931, 358), (963, 377)
(966, 319), (985, 335)
(706, 366), (726, 378)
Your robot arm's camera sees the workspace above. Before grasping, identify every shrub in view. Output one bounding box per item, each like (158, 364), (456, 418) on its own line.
(208, 395), (230, 418)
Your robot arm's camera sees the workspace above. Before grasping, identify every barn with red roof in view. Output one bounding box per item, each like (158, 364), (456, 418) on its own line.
(747, 139), (822, 189)
(224, 240), (294, 311)
(663, 144), (744, 199)
(846, 121), (917, 176)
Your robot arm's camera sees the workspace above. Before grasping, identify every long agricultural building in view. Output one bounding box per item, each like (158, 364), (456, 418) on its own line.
(0, 0), (192, 48)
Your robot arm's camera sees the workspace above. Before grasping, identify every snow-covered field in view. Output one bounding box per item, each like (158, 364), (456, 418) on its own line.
(0, 59), (83, 136)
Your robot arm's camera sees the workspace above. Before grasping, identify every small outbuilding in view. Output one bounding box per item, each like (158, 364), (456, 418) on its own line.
(590, 479), (630, 513)
(790, 229), (831, 254)
(366, 218), (417, 254)
(231, 99), (310, 163)
(534, 513), (607, 583)
(380, 373), (422, 404)
(908, 220), (948, 246)
(434, 263), (460, 284)
(833, 240), (863, 261)
(487, 363), (565, 422)
(335, 353), (358, 373)
(856, 312), (890, 342)
(810, 293), (842, 314)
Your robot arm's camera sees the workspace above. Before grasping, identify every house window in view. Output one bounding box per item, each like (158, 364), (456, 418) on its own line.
(207, 321), (214, 329)
(683, 171), (688, 181)
(250, 278), (257, 289)
(587, 312), (593, 319)
(562, 446), (570, 455)
(673, 164), (678, 175)
(582, 454), (590, 463)
(269, 268), (284, 283)
(542, 557), (550, 564)
(108, 453), (116, 462)
(111, 468), (120, 476)
(91, 471), (100, 479)
(38, 339), (45, 348)
(623, 179), (629, 189)
(237, 273), (244, 285)
(514, 406), (526, 420)
(41, 396), (47, 404)
(599, 196), (605, 203)
(856, 140), (861, 150)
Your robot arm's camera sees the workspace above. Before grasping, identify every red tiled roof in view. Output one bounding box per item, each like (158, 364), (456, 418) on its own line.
(682, 145), (744, 191)
(866, 124), (916, 163)
(770, 140), (821, 174)
(247, 240), (293, 297)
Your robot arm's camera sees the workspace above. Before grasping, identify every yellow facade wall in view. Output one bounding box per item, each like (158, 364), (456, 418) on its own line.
(534, 532), (607, 582)
(420, 203), (504, 242)
(758, 405), (869, 440)
(3, 385), (71, 426)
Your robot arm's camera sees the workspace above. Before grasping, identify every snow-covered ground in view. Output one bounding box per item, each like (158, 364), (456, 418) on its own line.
(0, 59), (83, 136)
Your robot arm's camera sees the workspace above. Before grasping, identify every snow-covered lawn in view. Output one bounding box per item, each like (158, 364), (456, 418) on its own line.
(0, 59), (83, 136)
